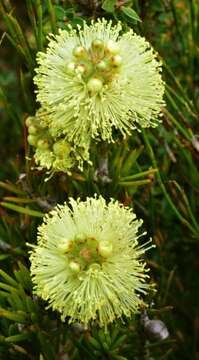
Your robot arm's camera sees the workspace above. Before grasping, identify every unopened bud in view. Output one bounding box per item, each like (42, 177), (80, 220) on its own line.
(87, 77), (103, 94)
(58, 239), (73, 253)
(76, 64), (86, 75)
(66, 62), (76, 75)
(37, 139), (49, 150)
(29, 125), (37, 135)
(75, 233), (86, 244)
(106, 40), (120, 55)
(110, 55), (122, 67)
(91, 39), (104, 50)
(27, 135), (37, 146)
(25, 116), (34, 127)
(73, 46), (87, 58)
(69, 261), (80, 273)
(96, 60), (108, 71)
(53, 140), (71, 156)
(98, 241), (113, 257)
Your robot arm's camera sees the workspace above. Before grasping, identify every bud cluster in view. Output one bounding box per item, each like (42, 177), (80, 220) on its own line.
(58, 233), (113, 274)
(26, 112), (76, 173)
(26, 114), (51, 149)
(67, 39), (122, 95)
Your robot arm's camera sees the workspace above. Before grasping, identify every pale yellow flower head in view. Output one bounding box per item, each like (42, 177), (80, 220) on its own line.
(29, 196), (153, 328)
(34, 19), (165, 159)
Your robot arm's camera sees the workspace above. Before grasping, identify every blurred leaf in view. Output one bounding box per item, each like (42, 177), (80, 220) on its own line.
(121, 6), (141, 22)
(119, 179), (151, 187)
(102, 0), (117, 13)
(0, 202), (44, 217)
(5, 333), (31, 343)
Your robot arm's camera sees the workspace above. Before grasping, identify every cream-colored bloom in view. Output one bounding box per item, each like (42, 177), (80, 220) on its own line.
(29, 196), (153, 328)
(34, 19), (165, 159)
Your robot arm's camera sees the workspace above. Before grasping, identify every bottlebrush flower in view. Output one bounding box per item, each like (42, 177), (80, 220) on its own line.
(34, 19), (165, 161)
(26, 110), (89, 174)
(29, 196), (153, 328)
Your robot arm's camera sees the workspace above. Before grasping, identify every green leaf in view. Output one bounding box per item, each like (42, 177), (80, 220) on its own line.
(0, 181), (25, 195)
(0, 270), (18, 288)
(3, 196), (34, 204)
(5, 333), (31, 343)
(54, 5), (66, 21)
(88, 336), (101, 350)
(0, 254), (9, 260)
(119, 179), (151, 187)
(0, 309), (28, 323)
(102, 0), (117, 13)
(14, 263), (32, 292)
(120, 168), (157, 181)
(46, 0), (57, 33)
(0, 202), (44, 217)
(121, 6), (141, 22)
(35, 0), (43, 51)
(121, 146), (143, 176)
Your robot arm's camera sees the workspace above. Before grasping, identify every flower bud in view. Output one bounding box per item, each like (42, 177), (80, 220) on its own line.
(27, 135), (37, 146)
(87, 77), (103, 94)
(96, 60), (108, 71)
(91, 39), (104, 50)
(106, 40), (120, 55)
(75, 64), (86, 75)
(69, 261), (81, 273)
(75, 233), (86, 244)
(53, 140), (71, 156)
(98, 241), (113, 257)
(66, 62), (76, 75)
(29, 125), (37, 135)
(110, 55), (122, 67)
(37, 139), (49, 150)
(58, 239), (73, 253)
(25, 116), (34, 127)
(73, 46), (87, 58)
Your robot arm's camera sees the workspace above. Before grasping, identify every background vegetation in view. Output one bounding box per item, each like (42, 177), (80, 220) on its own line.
(0, 0), (199, 359)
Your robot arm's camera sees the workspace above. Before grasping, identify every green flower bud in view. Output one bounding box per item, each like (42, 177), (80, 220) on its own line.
(37, 139), (49, 150)
(96, 60), (108, 71)
(28, 134), (37, 146)
(53, 140), (71, 157)
(29, 125), (37, 135)
(69, 261), (80, 273)
(91, 39), (104, 50)
(98, 241), (113, 257)
(66, 62), (76, 75)
(25, 116), (34, 127)
(73, 46), (87, 58)
(58, 239), (73, 253)
(75, 64), (86, 75)
(110, 55), (122, 67)
(75, 233), (86, 244)
(87, 77), (103, 94)
(105, 40), (120, 55)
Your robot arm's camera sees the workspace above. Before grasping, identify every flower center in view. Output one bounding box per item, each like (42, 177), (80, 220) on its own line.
(60, 234), (113, 273)
(66, 39), (122, 95)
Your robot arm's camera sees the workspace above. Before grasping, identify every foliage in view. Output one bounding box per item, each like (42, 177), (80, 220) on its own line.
(0, 0), (199, 359)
